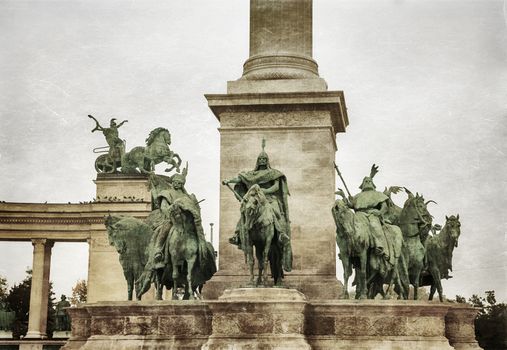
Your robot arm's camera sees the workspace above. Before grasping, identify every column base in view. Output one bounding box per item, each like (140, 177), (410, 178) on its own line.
(24, 331), (46, 339)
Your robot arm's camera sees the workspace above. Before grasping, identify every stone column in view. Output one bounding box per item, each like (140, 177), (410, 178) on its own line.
(228, 0), (328, 94)
(204, 0), (348, 300)
(25, 239), (53, 339)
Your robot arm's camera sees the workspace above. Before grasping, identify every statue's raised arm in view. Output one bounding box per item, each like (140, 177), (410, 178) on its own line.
(88, 114), (103, 133)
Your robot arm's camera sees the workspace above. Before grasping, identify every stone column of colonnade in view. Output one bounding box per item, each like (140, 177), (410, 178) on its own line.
(24, 238), (53, 339)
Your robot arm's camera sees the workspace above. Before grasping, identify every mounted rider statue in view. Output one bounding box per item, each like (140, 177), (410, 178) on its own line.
(223, 139), (292, 283)
(335, 164), (400, 278)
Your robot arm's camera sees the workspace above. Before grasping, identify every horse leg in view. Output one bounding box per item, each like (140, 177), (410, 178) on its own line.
(341, 256), (351, 299)
(262, 226), (274, 287)
(186, 255), (197, 300)
(255, 244), (264, 286)
(429, 283), (436, 301)
(246, 245), (255, 286)
(436, 274), (444, 302)
(155, 270), (163, 300)
(428, 265), (441, 301)
(171, 256), (180, 300)
(358, 251), (368, 299)
(127, 276), (133, 301)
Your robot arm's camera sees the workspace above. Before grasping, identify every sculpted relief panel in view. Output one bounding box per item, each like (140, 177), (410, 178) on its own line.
(220, 110), (331, 128)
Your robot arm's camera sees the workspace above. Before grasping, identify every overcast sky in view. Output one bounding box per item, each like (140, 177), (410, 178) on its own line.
(0, 0), (506, 301)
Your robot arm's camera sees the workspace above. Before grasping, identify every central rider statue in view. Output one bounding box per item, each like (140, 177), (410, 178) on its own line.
(336, 164), (399, 277)
(223, 139), (293, 276)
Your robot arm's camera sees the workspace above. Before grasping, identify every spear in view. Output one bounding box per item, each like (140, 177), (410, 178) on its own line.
(334, 162), (352, 198)
(223, 182), (243, 202)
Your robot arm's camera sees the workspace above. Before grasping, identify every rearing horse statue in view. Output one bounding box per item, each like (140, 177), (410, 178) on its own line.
(122, 127), (182, 174)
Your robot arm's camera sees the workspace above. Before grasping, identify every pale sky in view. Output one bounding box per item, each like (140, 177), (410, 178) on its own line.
(0, 0), (506, 301)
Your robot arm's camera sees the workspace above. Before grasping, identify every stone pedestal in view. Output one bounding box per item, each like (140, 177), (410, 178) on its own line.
(94, 173), (151, 202)
(203, 92), (348, 300)
(203, 288), (311, 350)
(445, 305), (482, 349)
(62, 301), (212, 350)
(62, 291), (482, 349)
(306, 300), (457, 350)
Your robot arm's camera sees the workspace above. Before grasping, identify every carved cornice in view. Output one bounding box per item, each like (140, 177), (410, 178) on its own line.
(0, 215), (148, 226)
(0, 217), (105, 225)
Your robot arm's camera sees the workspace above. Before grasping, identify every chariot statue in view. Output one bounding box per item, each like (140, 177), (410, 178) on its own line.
(89, 115), (127, 173)
(88, 116), (182, 174)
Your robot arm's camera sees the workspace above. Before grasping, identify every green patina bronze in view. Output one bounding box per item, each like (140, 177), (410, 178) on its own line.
(121, 127), (181, 174)
(333, 164), (461, 301)
(422, 214), (461, 302)
(55, 294), (71, 331)
(89, 115), (127, 173)
(222, 139), (292, 287)
(88, 117), (181, 174)
(106, 164), (216, 301)
(396, 190), (435, 300)
(334, 165), (406, 299)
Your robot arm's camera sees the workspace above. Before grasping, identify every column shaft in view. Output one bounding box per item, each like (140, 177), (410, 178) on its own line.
(25, 239), (53, 339)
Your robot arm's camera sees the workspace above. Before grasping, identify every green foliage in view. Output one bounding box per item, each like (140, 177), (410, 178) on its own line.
(5, 271), (31, 338)
(454, 294), (467, 304)
(0, 275), (8, 308)
(70, 279), (87, 306)
(3, 269), (56, 339)
(455, 291), (506, 350)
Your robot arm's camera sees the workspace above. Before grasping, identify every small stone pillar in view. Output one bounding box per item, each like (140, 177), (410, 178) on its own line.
(203, 288), (310, 350)
(25, 239), (53, 339)
(94, 173), (152, 202)
(445, 305), (482, 349)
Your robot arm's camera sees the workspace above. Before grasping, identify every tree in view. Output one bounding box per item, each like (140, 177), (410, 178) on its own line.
(455, 291), (507, 350)
(70, 279), (87, 306)
(4, 269), (56, 339)
(0, 275), (8, 308)
(5, 271), (31, 338)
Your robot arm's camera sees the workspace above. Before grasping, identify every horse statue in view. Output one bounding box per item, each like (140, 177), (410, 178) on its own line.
(122, 127), (182, 174)
(332, 198), (408, 299)
(106, 200), (216, 301)
(134, 196), (216, 300)
(396, 190), (435, 300)
(421, 215), (461, 302)
(332, 199), (361, 298)
(166, 197), (216, 300)
(105, 215), (153, 300)
(240, 184), (285, 287)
